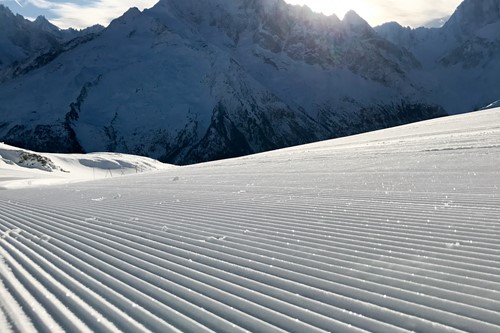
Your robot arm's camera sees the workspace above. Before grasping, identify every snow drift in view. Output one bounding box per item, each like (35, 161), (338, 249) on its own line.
(0, 143), (171, 189)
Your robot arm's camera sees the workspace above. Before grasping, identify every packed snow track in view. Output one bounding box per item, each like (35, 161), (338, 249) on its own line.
(0, 108), (499, 332)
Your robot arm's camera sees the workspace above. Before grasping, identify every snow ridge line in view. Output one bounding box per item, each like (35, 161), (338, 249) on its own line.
(20, 200), (500, 306)
(8, 198), (500, 274)
(4, 199), (500, 296)
(0, 258), (38, 333)
(1, 231), (151, 333)
(25, 187), (500, 239)
(0, 208), (352, 332)
(0, 243), (66, 333)
(0, 195), (500, 330)
(50, 195), (500, 249)
(103, 200), (500, 264)
(19, 197), (500, 296)
(0, 216), (232, 332)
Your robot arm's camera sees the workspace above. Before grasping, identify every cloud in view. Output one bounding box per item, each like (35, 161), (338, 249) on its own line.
(284, 0), (462, 27)
(26, 0), (157, 29)
(25, 0), (55, 9)
(0, 0), (24, 8)
(366, 0), (463, 27)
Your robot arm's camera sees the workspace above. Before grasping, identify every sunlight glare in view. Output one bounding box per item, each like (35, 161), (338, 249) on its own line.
(284, 0), (360, 18)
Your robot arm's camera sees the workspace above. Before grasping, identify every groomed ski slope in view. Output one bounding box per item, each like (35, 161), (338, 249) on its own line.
(0, 107), (499, 333)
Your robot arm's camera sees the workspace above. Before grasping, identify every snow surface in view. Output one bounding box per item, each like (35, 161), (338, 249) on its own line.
(483, 100), (500, 110)
(0, 143), (172, 189)
(0, 108), (499, 332)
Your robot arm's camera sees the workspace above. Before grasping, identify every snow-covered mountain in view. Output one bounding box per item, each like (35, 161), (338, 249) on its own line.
(1, 107), (499, 332)
(375, 0), (500, 112)
(0, 5), (59, 72)
(0, 5), (103, 75)
(0, 0), (498, 164)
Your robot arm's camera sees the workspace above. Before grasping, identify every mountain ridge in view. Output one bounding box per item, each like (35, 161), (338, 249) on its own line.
(0, 5), (104, 73)
(0, 0), (498, 164)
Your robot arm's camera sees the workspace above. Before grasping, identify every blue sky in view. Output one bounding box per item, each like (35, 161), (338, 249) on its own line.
(1, 0), (462, 29)
(1, 0), (157, 28)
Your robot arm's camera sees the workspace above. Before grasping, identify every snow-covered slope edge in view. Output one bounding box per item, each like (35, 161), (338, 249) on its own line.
(482, 99), (500, 110)
(0, 108), (499, 332)
(0, 143), (171, 189)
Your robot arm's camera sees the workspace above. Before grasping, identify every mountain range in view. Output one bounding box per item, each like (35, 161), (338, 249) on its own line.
(0, 0), (499, 164)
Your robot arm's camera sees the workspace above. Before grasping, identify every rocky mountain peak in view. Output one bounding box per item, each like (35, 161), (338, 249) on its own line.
(33, 15), (61, 34)
(343, 10), (367, 26)
(121, 7), (142, 19)
(0, 4), (18, 23)
(0, 4), (7, 13)
(342, 10), (374, 36)
(0, 4), (13, 15)
(33, 15), (51, 25)
(444, 0), (500, 38)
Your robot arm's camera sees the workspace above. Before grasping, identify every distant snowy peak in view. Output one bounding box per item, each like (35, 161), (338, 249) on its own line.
(112, 6), (142, 24)
(0, 3), (13, 17)
(31, 15), (104, 42)
(342, 10), (373, 34)
(437, 0), (500, 70)
(376, 0), (500, 63)
(33, 15), (61, 34)
(443, 0), (500, 38)
(33, 14), (105, 41)
(0, 5), (58, 70)
(0, 4), (103, 73)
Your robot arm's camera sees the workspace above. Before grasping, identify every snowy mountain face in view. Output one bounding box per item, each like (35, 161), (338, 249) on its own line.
(0, 5), (103, 77)
(0, 0), (498, 164)
(0, 5), (59, 73)
(375, 0), (500, 112)
(31, 15), (104, 44)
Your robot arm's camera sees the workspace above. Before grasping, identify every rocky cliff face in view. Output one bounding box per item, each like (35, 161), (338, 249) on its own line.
(1, 0), (497, 164)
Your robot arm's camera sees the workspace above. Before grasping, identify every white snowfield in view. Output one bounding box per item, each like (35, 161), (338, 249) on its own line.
(0, 108), (499, 332)
(0, 144), (172, 189)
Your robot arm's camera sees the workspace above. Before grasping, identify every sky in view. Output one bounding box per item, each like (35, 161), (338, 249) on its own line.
(1, 0), (463, 30)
